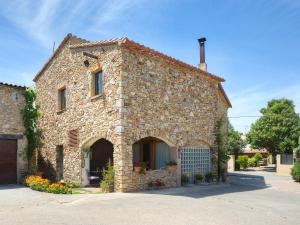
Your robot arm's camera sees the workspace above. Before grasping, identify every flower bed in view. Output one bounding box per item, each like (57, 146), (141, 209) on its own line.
(25, 176), (72, 194)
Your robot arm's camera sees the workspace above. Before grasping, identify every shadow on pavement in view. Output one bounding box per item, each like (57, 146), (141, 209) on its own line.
(239, 165), (276, 173)
(0, 184), (26, 190)
(138, 173), (270, 199)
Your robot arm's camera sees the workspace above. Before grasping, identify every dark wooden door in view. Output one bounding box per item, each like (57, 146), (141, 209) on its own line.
(0, 139), (17, 184)
(90, 139), (113, 184)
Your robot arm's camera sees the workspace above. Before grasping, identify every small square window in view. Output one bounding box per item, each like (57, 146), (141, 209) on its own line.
(94, 71), (103, 96)
(58, 87), (66, 111)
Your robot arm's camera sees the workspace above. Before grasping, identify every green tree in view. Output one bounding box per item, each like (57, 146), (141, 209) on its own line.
(247, 99), (300, 155)
(215, 119), (229, 181)
(227, 123), (246, 156)
(21, 88), (42, 167)
(295, 137), (300, 154)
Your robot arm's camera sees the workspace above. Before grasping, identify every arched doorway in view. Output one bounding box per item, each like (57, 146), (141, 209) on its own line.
(89, 139), (113, 185)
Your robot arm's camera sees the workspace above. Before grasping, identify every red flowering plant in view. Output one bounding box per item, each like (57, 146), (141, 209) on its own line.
(148, 179), (165, 189)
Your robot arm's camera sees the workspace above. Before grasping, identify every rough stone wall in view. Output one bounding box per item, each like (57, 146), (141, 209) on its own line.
(119, 47), (228, 191)
(131, 169), (177, 191)
(0, 84), (27, 182)
(35, 39), (124, 185)
(0, 84), (25, 134)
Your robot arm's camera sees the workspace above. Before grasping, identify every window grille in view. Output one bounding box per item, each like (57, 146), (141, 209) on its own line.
(180, 147), (211, 184)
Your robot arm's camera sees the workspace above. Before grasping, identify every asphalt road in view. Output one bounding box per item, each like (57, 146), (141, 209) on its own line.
(0, 170), (299, 225)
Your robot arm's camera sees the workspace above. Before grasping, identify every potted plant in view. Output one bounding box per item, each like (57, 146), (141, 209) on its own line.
(181, 174), (189, 186)
(205, 172), (213, 183)
(134, 162), (147, 174)
(133, 162), (143, 173)
(165, 161), (177, 172)
(194, 173), (203, 185)
(149, 179), (165, 190)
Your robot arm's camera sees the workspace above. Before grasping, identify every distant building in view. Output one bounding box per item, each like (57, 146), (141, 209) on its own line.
(0, 82), (27, 184)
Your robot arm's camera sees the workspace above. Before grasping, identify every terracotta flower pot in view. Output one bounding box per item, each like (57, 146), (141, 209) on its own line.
(134, 166), (142, 173)
(35, 171), (43, 177)
(167, 165), (177, 172)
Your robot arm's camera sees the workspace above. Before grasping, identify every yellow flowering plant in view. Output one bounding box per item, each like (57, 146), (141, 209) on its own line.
(25, 175), (50, 192)
(25, 175), (71, 194)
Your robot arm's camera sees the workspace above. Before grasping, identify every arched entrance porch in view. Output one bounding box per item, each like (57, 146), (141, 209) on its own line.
(81, 138), (114, 186)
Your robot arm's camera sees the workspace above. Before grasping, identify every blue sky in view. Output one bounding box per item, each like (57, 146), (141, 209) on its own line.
(0, 0), (299, 132)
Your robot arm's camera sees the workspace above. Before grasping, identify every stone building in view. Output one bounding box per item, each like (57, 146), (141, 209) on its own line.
(0, 82), (27, 184)
(34, 34), (231, 192)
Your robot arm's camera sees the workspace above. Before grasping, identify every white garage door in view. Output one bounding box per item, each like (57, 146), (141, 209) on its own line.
(180, 147), (211, 184)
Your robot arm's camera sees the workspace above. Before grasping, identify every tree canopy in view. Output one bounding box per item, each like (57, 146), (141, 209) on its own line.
(247, 99), (300, 155)
(227, 123), (246, 156)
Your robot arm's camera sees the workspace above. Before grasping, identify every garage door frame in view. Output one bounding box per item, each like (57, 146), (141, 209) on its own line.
(0, 138), (18, 184)
(0, 134), (23, 185)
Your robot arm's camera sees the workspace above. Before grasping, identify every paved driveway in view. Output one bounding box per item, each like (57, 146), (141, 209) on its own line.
(0, 170), (299, 225)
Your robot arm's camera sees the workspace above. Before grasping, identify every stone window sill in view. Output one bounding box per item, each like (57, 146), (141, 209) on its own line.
(90, 94), (103, 101)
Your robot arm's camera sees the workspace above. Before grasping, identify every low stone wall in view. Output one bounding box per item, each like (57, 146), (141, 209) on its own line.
(276, 154), (293, 176)
(129, 169), (177, 191)
(227, 155), (235, 172)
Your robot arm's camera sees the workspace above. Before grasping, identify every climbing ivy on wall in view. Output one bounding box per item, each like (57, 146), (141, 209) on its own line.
(215, 119), (229, 181)
(21, 88), (42, 165)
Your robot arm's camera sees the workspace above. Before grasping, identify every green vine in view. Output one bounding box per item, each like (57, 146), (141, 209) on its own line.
(215, 119), (229, 181)
(21, 88), (42, 165)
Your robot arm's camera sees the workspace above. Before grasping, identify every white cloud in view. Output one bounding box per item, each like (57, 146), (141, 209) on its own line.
(0, 0), (146, 48)
(88, 0), (146, 35)
(0, 0), (61, 48)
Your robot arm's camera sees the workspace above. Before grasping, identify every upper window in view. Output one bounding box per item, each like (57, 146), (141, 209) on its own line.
(58, 87), (66, 111)
(94, 71), (103, 96)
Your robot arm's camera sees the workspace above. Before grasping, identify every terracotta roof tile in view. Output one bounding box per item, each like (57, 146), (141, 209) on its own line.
(0, 82), (26, 89)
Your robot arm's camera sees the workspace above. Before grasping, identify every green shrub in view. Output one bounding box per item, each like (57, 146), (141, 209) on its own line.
(205, 173), (213, 183)
(291, 162), (300, 182)
(236, 156), (249, 169)
(254, 153), (263, 163)
(181, 174), (189, 185)
(100, 161), (115, 192)
(248, 157), (257, 167)
(194, 173), (203, 182)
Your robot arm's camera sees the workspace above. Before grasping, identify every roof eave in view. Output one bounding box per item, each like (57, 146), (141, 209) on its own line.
(218, 83), (232, 108)
(0, 82), (26, 89)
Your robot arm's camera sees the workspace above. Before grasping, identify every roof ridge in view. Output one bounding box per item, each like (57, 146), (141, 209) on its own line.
(69, 33), (90, 44)
(69, 37), (128, 48)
